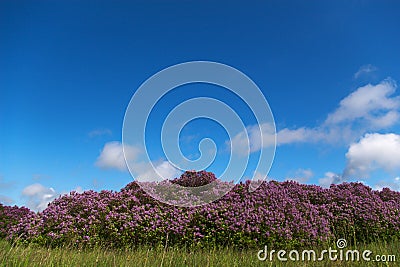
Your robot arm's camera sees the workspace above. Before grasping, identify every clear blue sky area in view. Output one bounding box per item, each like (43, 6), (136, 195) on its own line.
(1, 0), (400, 210)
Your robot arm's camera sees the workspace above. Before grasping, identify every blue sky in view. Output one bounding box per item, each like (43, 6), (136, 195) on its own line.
(1, 1), (400, 210)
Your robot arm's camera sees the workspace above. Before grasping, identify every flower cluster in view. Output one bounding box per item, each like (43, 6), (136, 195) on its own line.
(171, 170), (217, 187)
(2, 171), (400, 249)
(0, 204), (34, 238)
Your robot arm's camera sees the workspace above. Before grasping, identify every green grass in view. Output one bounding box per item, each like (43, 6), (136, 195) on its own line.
(0, 238), (398, 266)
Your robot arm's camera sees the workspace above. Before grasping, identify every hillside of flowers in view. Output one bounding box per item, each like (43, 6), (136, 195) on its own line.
(1, 170), (400, 250)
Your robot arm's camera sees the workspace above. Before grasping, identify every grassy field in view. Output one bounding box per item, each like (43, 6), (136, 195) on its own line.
(0, 239), (398, 266)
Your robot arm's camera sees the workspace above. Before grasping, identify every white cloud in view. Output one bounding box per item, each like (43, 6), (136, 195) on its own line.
(367, 110), (400, 129)
(21, 184), (84, 211)
(276, 79), (399, 146)
(277, 127), (323, 144)
(276, 80), (400, 187)
(286, 168), (314, 183)
(228, 123), (275, 155)
(155, 161), (180, 180)
(318, 172), (342, 188)
(354, 64), (378, 79)
(373, 177), (400, 191)
(228, 130), (250, 155)
(277, 128), (308, 144)
(95, 141), (141, 171)
(22, 183), (58, 211)
(241, 171), (269, 182)
(252, 171), (268, 181)
(325, 79), (399, 127)
(95, 141), (180, 182)
(73, 186), (83, 193)
(317, 133), (400, 187)
(343, 133), (400, 178)
(135, 161), (181, 182)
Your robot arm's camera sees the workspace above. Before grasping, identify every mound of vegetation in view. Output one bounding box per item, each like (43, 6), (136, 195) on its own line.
(0, 204), (33, 239)
(1, 171), (400, 250)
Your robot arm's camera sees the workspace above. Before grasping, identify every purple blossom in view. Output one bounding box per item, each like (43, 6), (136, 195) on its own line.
(1, 171), (400, 249)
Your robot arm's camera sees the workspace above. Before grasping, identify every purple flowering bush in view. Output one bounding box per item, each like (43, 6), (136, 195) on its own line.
(171, 170), (217, 187)
(0, 204), (33, 239)
(2, 171), (400, 250)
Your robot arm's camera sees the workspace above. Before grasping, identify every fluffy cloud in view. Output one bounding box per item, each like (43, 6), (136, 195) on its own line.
(277, 79), (399, 146)
(252, 171), (268, 181)
(286, 168), (314, 183)
(317, 133), (400, 187)
(228, 123), (275, 155)
(318, 172), (342, 188)
(374, 177), (400, 191)
(135, 161), (181, 182)
(277, 127), (324, 144)
(325, 79), (399, 127)
(281, 79), (400, 187)
(228, 78), (399, 150)
(95, 141), (141, 171)
(96, 141), (181, 181)
(21, 184), (84, 211)
(343, 133), (400, 178)
(353, 64), (378, 79)
(231, 79), (400, 149)
(240, 171), (269, 183)
(22, 183), (58, 211)
(73, 186), (84, 193)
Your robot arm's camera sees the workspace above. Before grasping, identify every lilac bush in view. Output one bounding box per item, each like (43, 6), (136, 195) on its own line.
(2, 171), (400, 249)
(0, 204), (33, 239)
(171, 170), (217, 187)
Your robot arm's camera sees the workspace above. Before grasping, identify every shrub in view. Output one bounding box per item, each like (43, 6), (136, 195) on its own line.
(2, 171), (400, 250)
